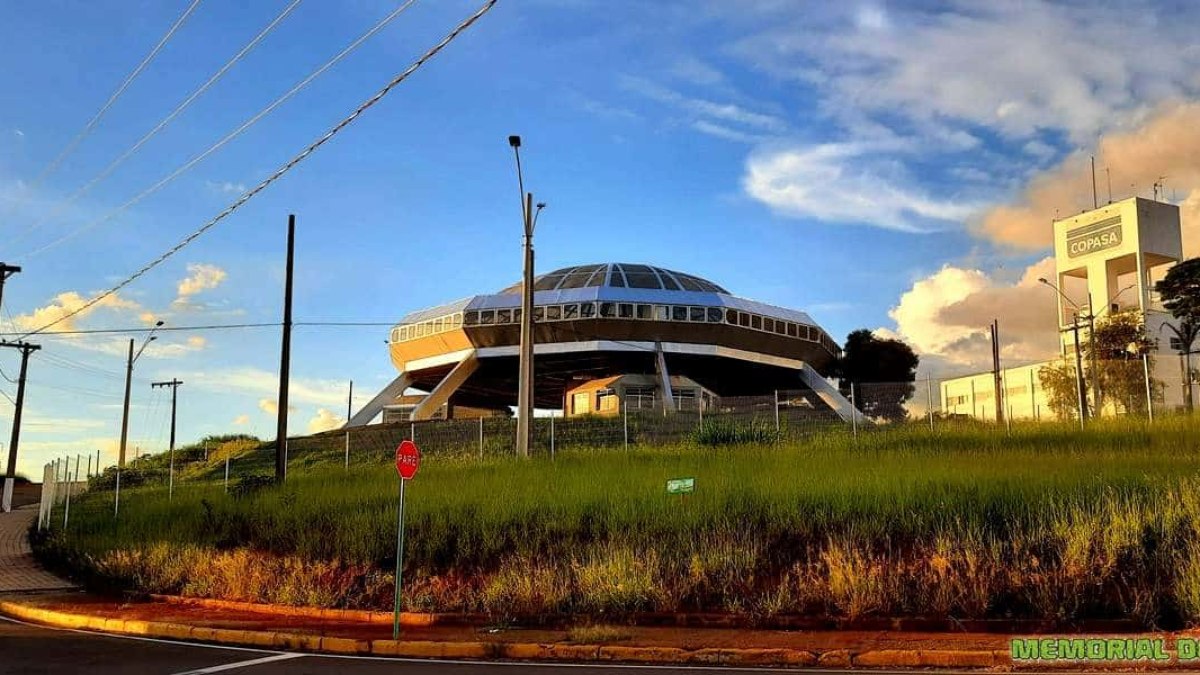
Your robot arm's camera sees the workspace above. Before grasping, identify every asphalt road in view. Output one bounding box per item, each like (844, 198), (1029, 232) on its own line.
(1, 614), (1118, 675)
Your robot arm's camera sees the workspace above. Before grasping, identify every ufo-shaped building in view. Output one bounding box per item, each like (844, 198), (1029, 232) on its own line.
(348, 263), (861, 425)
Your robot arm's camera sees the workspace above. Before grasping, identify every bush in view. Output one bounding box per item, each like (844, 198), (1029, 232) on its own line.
(692, 418), (779, 446)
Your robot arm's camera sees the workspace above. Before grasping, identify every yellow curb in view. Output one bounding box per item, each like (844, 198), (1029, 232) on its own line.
(501, 643), (546, 660)
(853, 649), (923, 667)
(818, 648), (852, 668)
(273, 632), (322, 652)
(689, 648), (723, 664)
(598, 645), (689, 663)
(545, 644), (601, 660)
(438, 641), (489, 659)
(720, 648), (818, 666)
(320, 637), (370, 655)
(916, 649), (997, 668)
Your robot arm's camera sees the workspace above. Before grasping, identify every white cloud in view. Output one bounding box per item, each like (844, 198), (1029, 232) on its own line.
(735, 2), (1200, 141)
(885, 258), (1061, 374)
(622, 76), (786, 134)
(691, 120), (764, 144)
(206, 180), (246, 195)
(306, 408), (345, 434)
(743, 142), (980, 231)
(11, 291), (142, 334)
(173, 263), (227, 308)
(182, 367), (346, 409)
(233, 414), (250, 426)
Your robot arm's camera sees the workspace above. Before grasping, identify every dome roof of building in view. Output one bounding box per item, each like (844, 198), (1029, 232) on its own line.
(501, 263), (728, 294)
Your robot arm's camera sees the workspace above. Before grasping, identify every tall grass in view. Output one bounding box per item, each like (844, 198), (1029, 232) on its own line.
(35, 417), (1200, 626)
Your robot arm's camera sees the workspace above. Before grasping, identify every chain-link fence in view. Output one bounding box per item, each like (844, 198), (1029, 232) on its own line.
(33, 354), (1198, 519)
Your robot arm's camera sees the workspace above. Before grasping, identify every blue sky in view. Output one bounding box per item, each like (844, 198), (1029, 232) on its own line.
(3, 1), (1200, 475)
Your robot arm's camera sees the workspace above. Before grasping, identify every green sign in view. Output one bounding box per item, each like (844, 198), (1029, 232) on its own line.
(666, 477), (695, 494)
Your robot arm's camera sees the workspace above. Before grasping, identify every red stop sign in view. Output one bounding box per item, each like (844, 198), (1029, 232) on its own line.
(395, 440), (420, 480)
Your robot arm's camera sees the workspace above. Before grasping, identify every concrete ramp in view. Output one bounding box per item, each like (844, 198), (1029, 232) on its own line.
(345, 373), (413, 428)
(798, 363), (868, 425)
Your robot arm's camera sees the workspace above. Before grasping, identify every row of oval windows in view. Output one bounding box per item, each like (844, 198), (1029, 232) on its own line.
(391, 303), (840, 355)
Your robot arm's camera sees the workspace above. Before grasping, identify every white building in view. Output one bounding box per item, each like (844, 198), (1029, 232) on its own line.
(941, 197), (1194, 419)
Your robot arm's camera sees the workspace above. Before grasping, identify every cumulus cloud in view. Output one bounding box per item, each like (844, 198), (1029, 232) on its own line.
(735, 2), (1200, 142)
(173, 263), (227, 308)
(886, 258), (1060, 373)
(977, 102), (1200, 253)
(743, 142), (980, 232)
(11, 291), (142, 333)
(206, 180), (246, 195)
(233, 414), (250, 426)
(306, 409), (345, 434)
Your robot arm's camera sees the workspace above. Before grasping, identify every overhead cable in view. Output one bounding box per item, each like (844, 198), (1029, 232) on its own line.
(15, 0), (498, 339)
(9, 0), (302, 248)
(19, 0), (419, 261)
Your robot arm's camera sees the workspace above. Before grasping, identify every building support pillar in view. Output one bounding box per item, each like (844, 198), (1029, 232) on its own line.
(346, 372), (413, 428)
(411, 352), (480, 421)
(653, 341), (676, 414)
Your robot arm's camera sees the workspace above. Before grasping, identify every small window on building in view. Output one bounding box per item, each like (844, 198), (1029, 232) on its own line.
(618, 303), (634, 319)
(415, 323), (426, 337)
(496, 309), (512, 324)
(775, 320), (787, 335)
(636, 304), (653, 319)
(546, 305), (562, 321)
(751, 315), (762, 330)
(597, 388), (618, 412)
(391, 328), (400, 342)
(464, 311), (479, 325)
(738, 312), (750, 327)
(533, 306), (545, 321)
(450, 313), (462, 328)
(726, 308), (737, 324)
(690, 306), (706, 322)
(707, 308), (723, 323)
(599, 302), (617, 318)
(581, 302), (596, 318)
(563, 303), (579, 319)
(763, 318), (775, 333)
(479, 310), (495, 325)
(672, 305), (688, 321)
(786, 323), (798, 337)
(655, 305), (670, 321)
(433, 318), (444, 332)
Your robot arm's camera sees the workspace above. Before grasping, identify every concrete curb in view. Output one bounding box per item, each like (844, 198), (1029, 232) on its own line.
(0, 599), (1007, 669)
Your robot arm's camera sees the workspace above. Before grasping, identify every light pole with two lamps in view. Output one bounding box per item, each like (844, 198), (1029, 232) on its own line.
(508, 135), (546, 458)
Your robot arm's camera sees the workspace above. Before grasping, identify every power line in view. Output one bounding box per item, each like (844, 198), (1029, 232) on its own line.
(15, 0), (498, 340)
(20, 0), (203, 194)
(3, 322), (280, 338)
(19, 0), (420, 261)
(9, 0), (302, 248)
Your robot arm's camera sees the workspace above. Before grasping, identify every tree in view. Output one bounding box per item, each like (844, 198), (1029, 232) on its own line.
(1038, 360), (1082, 420)
(834, 329), (919, 422)
(1087, 310), (1158, 415)
(1155, 258), (1200, 412)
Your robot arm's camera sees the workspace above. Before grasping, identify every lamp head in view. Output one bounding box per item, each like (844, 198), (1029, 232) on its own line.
(508, 135), (521, 148)
(149, 336), (157, 342)
(1037, 277), (1049, 285)
(536, 202), (546, 210)
(155, 320), (164, 327)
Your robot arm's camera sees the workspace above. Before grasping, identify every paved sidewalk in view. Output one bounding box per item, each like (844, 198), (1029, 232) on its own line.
(0, 505), (77, 593)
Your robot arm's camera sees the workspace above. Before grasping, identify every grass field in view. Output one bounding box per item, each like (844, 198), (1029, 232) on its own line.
(34, 416), (1200, 627)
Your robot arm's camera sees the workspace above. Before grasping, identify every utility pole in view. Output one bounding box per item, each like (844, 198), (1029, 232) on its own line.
(990, 320), (1004, 425)
(2, 341), (40, 512)
(115, 322), (163, 517)
(1071, 313), (1089, 423)
(151, 379), (183, 498)
(275, 215), (295, 482)
(347, 379), (353, 421)
(508, 136), (545, 458)
(0, 264), (21, 318)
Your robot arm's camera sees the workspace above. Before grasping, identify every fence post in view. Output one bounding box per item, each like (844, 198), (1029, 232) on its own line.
(204, 441), (209, 462)
(224, 455), (230, 493)
(344, 431), (350, 470)
(85, 454), (92, 480)
(849, 384), (858, 439)
(1144, 352), (1154, 422)
(478, 417), (484, 461)
(773, 390), (780, 433)
(698, 394), (703, 428)
(550, 413), (556, 460)
(62, 458), (74, 529)
(410, 422), (415, 444)
(623, 400), (629, 452)
(926, 377), (934, 431)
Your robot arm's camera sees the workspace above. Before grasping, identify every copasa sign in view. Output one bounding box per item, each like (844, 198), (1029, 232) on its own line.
(1066, 216), (1122, 258)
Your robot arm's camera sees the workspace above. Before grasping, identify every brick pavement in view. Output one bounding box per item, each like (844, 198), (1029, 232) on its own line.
(0, 505), (76, 593)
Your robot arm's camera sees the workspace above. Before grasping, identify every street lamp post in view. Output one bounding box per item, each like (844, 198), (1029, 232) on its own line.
(508, 136), (546, 458)
(115, 321), (164, 516)
(1039, 279), (1090, 422)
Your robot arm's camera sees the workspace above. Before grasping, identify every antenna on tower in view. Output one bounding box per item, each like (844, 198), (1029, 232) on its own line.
(1105, 167), (1112, 204)
(1090, 156), (1098, 209)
